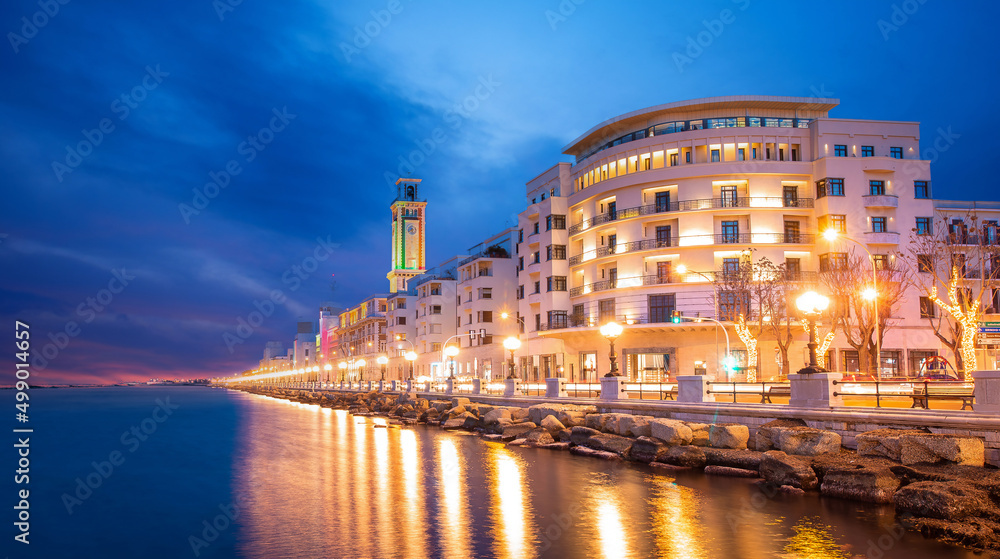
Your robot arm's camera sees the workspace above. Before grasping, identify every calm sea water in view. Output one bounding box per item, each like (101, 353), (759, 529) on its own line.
(4, 386), (983, 558)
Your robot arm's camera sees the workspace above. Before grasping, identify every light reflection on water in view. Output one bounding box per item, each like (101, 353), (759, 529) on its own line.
(232, 393), (980, 559)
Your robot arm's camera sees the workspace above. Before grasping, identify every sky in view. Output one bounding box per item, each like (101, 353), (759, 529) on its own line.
(1, 0), (998, 384)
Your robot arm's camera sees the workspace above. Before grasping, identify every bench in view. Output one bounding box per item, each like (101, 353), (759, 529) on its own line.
(761, 385), (791, 404)
(910, 386), (974, 410)
(661, 387), (679, 400)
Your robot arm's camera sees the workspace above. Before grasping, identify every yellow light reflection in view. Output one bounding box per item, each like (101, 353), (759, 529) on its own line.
(596, 499), (628, 559)
(400, 429), (427, 556)
(438, 438), (470, 557)
(373, 416), (394, 556)
(488, 445), (535, 559)
(782, 517), (851, 558)
(650, 478), (704, 558)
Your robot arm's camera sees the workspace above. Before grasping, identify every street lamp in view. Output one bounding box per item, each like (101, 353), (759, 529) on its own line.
(355, 359), (366, 383)
(338, 361), (347, 383)
(444, 345), (459, 379)
(796, 290), (830, 374)
(823, 229), (880, 376)
(404, 351), (417, 380)
(600, 321), (624, 377)
(503, 336), (521, 379)
(323, 363), (332, 385)
(377, 355), (388, 381)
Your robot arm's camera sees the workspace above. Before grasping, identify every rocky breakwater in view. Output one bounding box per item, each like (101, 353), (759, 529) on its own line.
(231, 386), (1000, 553)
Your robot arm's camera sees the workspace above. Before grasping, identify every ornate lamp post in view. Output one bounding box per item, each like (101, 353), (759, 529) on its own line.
(503, 336), (521, 379)
(796, 290), (830, 374)
(338, 361), (347, 383)
(404, 351), (417, 380)
(377, 355), (388, 381)
(444, 345), (459, 379)
(600, 321), (624, 377)
(355, 359), (366, 384)
(323, 363), (332, 385)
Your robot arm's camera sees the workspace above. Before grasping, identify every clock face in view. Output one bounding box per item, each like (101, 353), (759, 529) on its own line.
(406, 225), (417, 235)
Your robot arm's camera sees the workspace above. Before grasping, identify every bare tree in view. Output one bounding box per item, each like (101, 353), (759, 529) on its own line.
(908, 212), (1000, 378)
(820, 251), (909, 375)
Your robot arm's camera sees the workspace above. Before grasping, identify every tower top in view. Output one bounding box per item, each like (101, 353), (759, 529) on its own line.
(394, 177), (422, 203)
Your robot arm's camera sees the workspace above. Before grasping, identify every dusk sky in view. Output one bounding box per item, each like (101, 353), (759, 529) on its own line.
(2, 0), (998, 384)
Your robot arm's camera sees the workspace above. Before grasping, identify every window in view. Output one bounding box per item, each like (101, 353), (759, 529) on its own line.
(533, 281), (540, 294)
(518, 256), (524, 271)
(914, 181), (930, 199)
(670, 152), (678, 166)
(518, 229), (523, 243)
(571, 304), (584, 326)
(551, 215), (566, 229)
(547, 310), (568, 329)
(917, 254), (933, 273)
(816, 178), (844, 198)
(721, 220), (740, 243)
(534, 314), (541, 332)
(532, 252), (540, 264)
(607, 201), (617, 219)
(919, 297), (936, 319)
(869, 180), (885, 195)
(657, 261), (672, 282)
(655, 225), (672, 247)
(785, 258), (801, 280)
(819, 252), (848, 272)
(654, 191), (671, 212)
(711, 149), (720, 162)
(915, 217), (932, 236)
(649, 294), (676, 323)
(834, 144), (847, 157)
(720, 185), (738, 207)
(547, 276), (567, 292)
(430, 285), (441, 295)
(818, 214), (847, 234)
(598, 299), (615, 323)
(738, 147), (746, 161)
(872, 217), (887, 233)
(479, 287), (492, 299)
(532, 222), (539, 234)
(890, 147), (903, 159)
(861, 146), (874, 157)
(718, 290), (750, 321)
(685, 151), (691, 163)
(873, 254), (890, 270)
(783, 185), (798, 207)
(722, 257), (740, 277)
(547, 244), (566, 260)
(479, 311), (493, 323)
(432, 343), (442, 352)
(784, 220), (801, 243)
(397, 316), (406, 325)
(607, 234), (617, 253)
(516, 285), (524, 299)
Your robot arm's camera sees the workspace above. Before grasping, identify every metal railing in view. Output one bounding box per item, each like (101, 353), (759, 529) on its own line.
(832, 380), (975, 409)
(568, 197), (815, 234)
(707, 382), (791, 403)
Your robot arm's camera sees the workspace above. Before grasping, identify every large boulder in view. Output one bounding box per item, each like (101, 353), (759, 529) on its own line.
(617, 415), (653, 437)
(451, 397), (471, 408)
(893, 481), (993, 520)
(754, 418), (808, 451)
(709, 424), (749, 450)
(570, 426), (601, 446)
(856, 429), (927, 461)
(556, 410), (588, 428)
(484, 408), (512, 425)
(441, 418), (466, 430)
(586, 433), (635, 456)
(628, 436), (669, 463)
(526, 428), (555, 445)
(776, 427), (842, 456)
(501, 422), (537, 441)
(664, 445), (707, 468)
(528, 404), (596, 426)
(899, 434), (985, 467)
(649, 419), (693, 446)
(820, 466), (900, 503)
(540, 415), (566, 435)
(704, 448), (763, 470)
(584, 414), (608, 431)
(447, 405), (467, 417)
(510, 407), (530, 422)
(687, 423), (711, 446)
(759, 451), (818, 490)
(600, 413), (630, 435)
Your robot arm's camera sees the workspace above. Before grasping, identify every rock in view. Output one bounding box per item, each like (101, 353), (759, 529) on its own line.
(501, 422), (537, 441)
(511, 407), (529, 422)
(526, 428), (555, 445)
(687, 423), (711, 446)
(664, 445), (707, 468)
(508, 438), (527, 446)
(570, 446), (621, 460)
(447, 405), (467, 417)
(462, 416), (481, 430)
(496, 418), (513, 428)
(584, 413), (607, 431)
(893, 481), (993, 520)
(414, 398), (429, 410)
(600, 413), (629, 435)
(614, 415), (651, 437)
(709, 424), (749, 450)
(557, 429), (572, 442)
(820, 465), (900, 504)
(759, 451), (818, 490)
(586, 433), (635, 456)
(528, 404), (596, 426)
(537, 442), (571, 451)
(629, 436), (668, 463)
(704, 465), (759, 478)
(484, 408), (512, 425)
(540, 415), (566, 435)
(556, 410), (587, 427)
(902, 517), (1000, 553)
(754, 418), (808, 451)
(775, 427), (842, 456)
(570, 426), (601, 446)
(650, 462), (691, 471)
(704, 448), (763, 470)
(649, 419), (693, 446)
(451, 397), (471, 408)
(481, 434), (503, 442)
(856, 429), (927, 461)
(899, 434), (985, 467)
(441, 418), (466, 430)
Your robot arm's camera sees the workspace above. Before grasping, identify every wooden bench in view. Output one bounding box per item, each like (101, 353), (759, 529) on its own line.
(661, 386), (679, 400)
(910, 386), (975, 410)
(761, 385), (791, 404)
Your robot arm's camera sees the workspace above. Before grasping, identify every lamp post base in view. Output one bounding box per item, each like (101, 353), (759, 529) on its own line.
(795, 365), (827, 375)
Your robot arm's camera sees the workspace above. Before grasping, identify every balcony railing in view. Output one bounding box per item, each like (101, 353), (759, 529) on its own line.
(863, 231), (901, 245)
(862, 195), (899, 208)
(568, 197), (814, 234)
(568, 270), (818, 297)
(568, 234), (813, 266)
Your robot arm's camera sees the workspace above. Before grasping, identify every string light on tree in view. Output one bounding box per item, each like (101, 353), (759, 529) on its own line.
(929, 267), (979, 380)
(734, 314), (757, 383)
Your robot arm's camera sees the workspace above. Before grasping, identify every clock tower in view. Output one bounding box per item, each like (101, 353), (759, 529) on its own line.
(387, 177), (427, 293)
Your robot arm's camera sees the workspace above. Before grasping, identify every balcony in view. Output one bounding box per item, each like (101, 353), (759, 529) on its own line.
(864, 231), (901, 245)
(862, 195), (898, 208)
(568, 197), (815, 234)
(568, 234), (814, 266)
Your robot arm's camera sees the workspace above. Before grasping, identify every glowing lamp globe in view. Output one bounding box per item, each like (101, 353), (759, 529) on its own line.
(503, 337), (521, 351)
(600, 321), (623, 339)
(377, 355), (388, 365)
